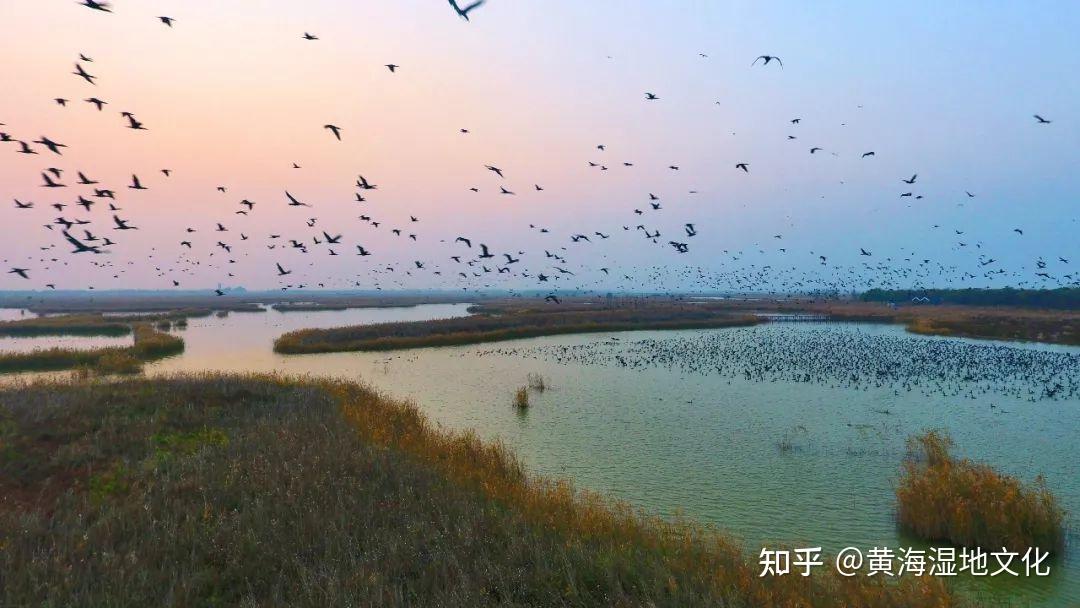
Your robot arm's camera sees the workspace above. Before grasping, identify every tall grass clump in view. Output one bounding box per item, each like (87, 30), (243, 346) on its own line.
(896, 429), (1065, 554)
(513, 386), (529, 409)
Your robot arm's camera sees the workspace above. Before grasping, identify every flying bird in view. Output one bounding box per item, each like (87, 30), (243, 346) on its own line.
(285, 191), (310, 207)
(448, 0), (486, 21)
(752, 55), (783, 68)
(324, 124), (343, 140)
(73, 63), (96, 85)
(80, 0), (111, 12)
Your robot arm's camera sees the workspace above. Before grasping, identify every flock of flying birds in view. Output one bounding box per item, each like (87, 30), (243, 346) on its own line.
(1, 1), (1075, 298)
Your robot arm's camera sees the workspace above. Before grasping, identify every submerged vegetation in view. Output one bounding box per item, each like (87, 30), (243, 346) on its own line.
(896, 430), (1066, 554)
(0, 324), (183, 374)
(0, 374), (957, 607)
(274, 305), (761, 353)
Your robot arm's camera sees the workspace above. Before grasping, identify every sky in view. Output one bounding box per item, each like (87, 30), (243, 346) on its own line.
(0, 0), (1077, 293)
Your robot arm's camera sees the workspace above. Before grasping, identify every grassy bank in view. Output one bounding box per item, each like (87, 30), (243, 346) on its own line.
(0, 324), (183, 374)
(0, 313), (133, 337)
(0, 310), (219, 338)
(896, 430), (1065, 554)
(0, 374), (956, 606)
(274, 306), (762, 353)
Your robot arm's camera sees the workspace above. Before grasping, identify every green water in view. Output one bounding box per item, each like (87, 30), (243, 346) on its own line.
(4, 304), (1077, 605)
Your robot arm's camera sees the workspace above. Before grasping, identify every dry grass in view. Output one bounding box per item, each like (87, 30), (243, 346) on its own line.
(733, 300), (1080, 346)
(0, 324), (183, 374)
(513, 386), (530, 409)
(0, 313), (132, 337)
(0, 374), (959, 607)
(274, 305), (762, 353)
(896, 430), (1066, 554)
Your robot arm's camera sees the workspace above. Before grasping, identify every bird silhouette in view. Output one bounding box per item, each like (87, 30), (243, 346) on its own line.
(448, 0), (486, 21)
(73, 63), (96, 85)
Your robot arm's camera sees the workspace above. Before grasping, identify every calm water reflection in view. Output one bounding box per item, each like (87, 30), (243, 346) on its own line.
(4, 304), (1078, 605)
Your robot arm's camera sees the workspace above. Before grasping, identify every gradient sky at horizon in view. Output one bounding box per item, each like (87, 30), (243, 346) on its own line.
(1, 0), (1077, 292)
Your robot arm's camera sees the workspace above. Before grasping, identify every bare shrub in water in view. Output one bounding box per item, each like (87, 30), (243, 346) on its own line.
(527, 373), (549, 392)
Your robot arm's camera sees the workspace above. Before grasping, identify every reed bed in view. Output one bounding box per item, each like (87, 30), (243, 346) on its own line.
(0, 313), (132, 337)
(736, 300), (1080, 346)
(896, 430), (1065, 554)
(274, 306), (762, 353)
(0, 374), (958, 607)
(0, 324), (183, 374)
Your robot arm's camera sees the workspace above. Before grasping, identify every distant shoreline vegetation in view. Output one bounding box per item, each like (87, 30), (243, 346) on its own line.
(861, 287), (1079, 309)
(0, 311), (213, 338)
(274, 305), (762, 354)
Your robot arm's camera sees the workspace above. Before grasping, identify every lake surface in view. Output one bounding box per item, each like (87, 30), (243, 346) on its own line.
(4, 304), (1078, 605)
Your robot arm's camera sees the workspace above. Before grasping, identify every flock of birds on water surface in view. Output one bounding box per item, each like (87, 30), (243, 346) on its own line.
(479, 324), (1079, 405)
(1, 0), (1077, 299)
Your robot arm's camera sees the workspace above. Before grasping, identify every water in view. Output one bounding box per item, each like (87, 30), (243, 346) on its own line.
(0, 309), (133, 353)
(4, 304), (1078, 605)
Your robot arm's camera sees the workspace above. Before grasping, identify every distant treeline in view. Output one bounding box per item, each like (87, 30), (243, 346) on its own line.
(861, 287), (1079, 309)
